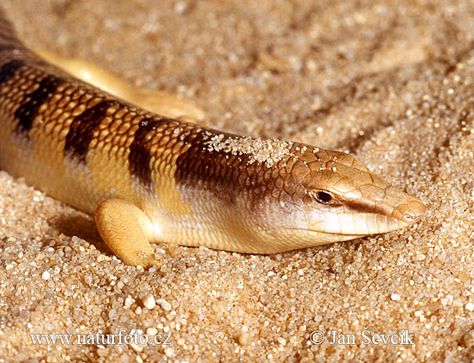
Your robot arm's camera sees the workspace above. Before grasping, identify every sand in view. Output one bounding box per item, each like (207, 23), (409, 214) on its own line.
(0, 0), (473, 361)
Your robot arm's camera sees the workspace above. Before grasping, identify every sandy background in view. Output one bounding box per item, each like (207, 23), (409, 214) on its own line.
(0, 0), (473, 361)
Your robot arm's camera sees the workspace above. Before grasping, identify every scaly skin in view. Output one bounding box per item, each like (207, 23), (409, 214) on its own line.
(0, 9), (425, 267)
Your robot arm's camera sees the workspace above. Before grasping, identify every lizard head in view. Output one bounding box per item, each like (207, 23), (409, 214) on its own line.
(260, 146), (426, 249)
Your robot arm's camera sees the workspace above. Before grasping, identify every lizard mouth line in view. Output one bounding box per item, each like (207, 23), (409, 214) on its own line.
(288, 227), (368, 237)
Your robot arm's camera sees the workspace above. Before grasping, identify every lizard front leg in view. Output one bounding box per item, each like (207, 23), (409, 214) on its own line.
(95, 198), (161, 268)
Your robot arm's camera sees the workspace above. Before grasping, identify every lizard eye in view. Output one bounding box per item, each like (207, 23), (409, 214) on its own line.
(310, 190), (341, 206)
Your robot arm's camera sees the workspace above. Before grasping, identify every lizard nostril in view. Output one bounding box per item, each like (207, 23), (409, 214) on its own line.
(394, 200), (426, 224)
(402, 211), (417, 223)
